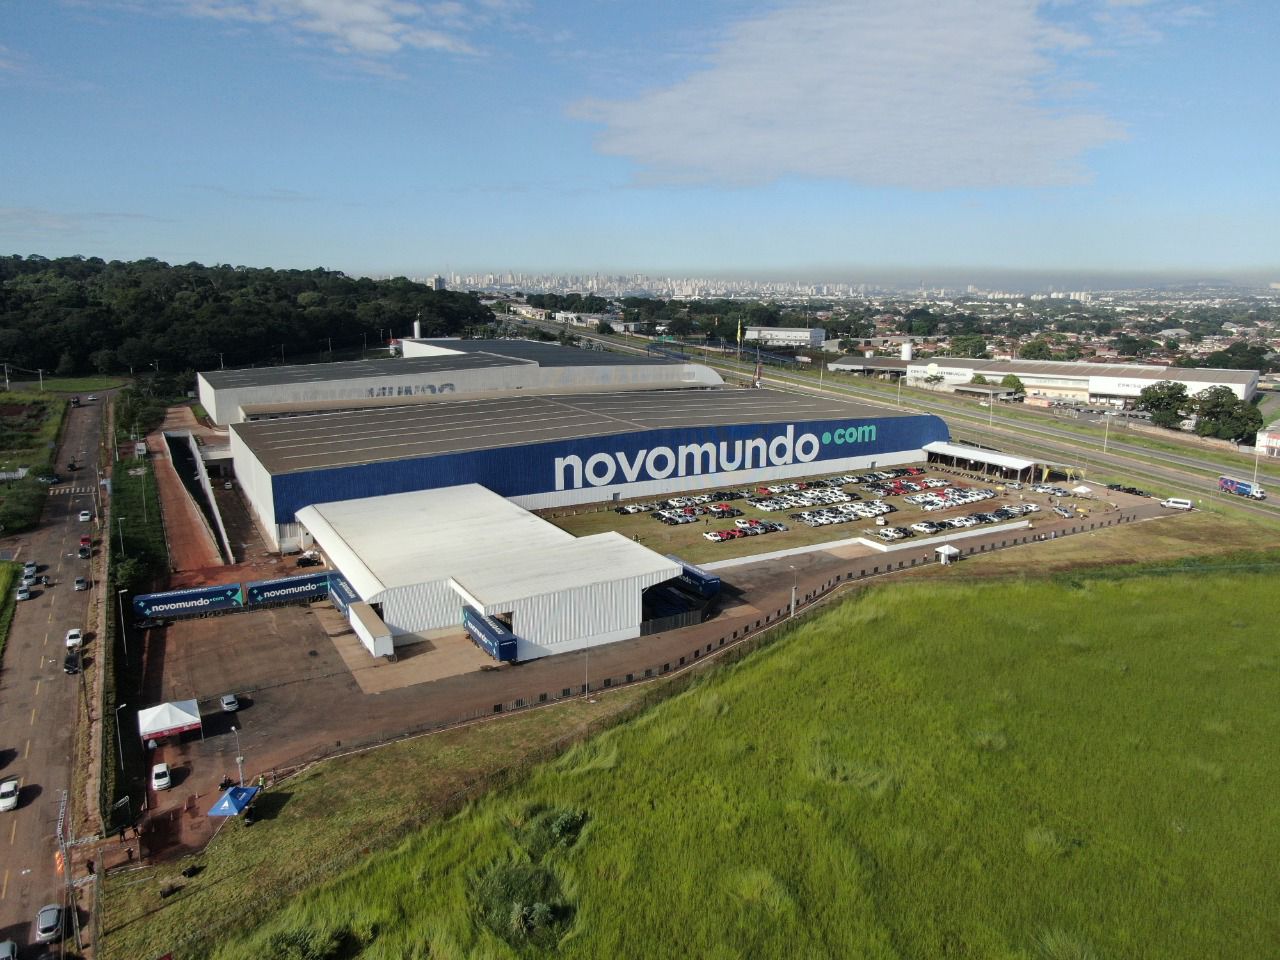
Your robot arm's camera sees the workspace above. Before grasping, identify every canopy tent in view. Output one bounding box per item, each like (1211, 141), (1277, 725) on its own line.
(935, 544), (961, 565)
(136, 700), (203, 743)
(1072, 485), (1094, 495)
(923, 441), (1036, 480)
(208, 785), (260, 817)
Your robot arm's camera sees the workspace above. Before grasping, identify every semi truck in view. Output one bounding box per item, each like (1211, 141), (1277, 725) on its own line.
(1218, 476), (1266, 500)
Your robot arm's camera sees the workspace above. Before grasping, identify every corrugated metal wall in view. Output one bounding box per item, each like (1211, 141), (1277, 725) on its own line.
(511, 573), (663, 660)
(376, 579), (460, 638)
(229, 430), (279, 547)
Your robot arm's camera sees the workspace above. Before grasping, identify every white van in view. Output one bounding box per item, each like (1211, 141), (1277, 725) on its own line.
(1160, 498), (1193, 511)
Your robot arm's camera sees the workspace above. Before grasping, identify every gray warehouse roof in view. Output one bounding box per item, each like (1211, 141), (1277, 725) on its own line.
(201, 341), (675, 390)
(233, 388), (907, 475)
(830, 355), (1257, 384)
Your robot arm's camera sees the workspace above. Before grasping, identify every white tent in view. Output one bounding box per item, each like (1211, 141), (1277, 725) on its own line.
(136, 699), (203, 743)
(935, 544), (961, 565)
(1072, 485), (1093, 495)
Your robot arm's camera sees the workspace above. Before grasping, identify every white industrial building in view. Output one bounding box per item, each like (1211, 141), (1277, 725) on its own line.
(296, 485), (681, 661)
(827, 356), (1259, 404)
(198, 339), (722, 425)
(743, 326), (826, 348)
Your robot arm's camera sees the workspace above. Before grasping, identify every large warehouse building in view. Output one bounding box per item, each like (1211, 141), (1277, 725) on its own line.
(228, 388), (949, 551)
(297, 486), (681, 659)
(827, 355), (1260, 404)
(198, 339), (722, 425)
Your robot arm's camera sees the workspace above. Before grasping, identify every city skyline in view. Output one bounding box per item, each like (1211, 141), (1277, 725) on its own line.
(3, 1), (1278, 277)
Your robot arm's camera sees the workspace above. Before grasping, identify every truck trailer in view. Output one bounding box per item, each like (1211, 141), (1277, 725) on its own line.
(1218, 476), (1266, 500)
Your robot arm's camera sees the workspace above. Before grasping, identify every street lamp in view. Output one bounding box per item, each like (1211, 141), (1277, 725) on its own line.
(114, 703), (128, 773)
(789, 565), (797, 618)
(231, 725), (244, 786)
(117, 516), (127, 556)
(117, 589), (130, 663)
(897, 376), (904, 408)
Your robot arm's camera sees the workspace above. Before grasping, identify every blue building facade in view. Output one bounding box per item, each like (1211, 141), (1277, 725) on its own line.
(268, 413), (949, 527)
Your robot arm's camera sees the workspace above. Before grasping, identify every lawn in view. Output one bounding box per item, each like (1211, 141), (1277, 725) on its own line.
(22, 375), (128, 393)
(197, 566), (1279, 959)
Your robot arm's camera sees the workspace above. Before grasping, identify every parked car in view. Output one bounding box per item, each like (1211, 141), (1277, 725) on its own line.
(0, 937), (17, 959)
(220, 693), (240, 712)
(78, 546), (91, 559)
(0, 778), (19, 812)
(22, 560), (38, 576)
(151, 763), (172, 791)
(85, 395), (98, 402)
(295, 555), (322, 568)
(15, 586), (30, 602)
(65, 628), (83, 649)
(34, 903), (63, 943)
(74, 576), (89, 591)
(63, 651), (80, 675)
(78, 510), (92, 522)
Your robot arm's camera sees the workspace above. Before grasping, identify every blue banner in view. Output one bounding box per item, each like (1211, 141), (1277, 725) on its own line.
(244, 573), (332, 607)
(133, 584), (244, 619)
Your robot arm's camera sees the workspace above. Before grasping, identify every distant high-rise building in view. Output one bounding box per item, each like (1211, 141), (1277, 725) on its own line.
(430, 275), (446, 291)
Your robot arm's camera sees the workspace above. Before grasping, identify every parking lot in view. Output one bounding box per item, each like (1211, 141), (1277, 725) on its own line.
(548, 464), (1127, 563)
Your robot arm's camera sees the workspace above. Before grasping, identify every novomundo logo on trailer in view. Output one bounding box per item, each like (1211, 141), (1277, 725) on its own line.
(552, 421), (879, 491)
(133, 584), (244, 618)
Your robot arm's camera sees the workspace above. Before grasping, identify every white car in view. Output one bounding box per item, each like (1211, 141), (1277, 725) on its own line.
(0, 778), (18, 812)
(15, 586), (30, 602)
(151, 762), (172, 791)
(65, 628), (83, 649)
(78, 510), (93, 522)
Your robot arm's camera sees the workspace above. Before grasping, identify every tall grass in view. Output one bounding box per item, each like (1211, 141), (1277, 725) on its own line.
(198, 572), (1279, 960)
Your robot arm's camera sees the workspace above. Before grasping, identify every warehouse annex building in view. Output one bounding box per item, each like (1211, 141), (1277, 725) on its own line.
(228, 388), (950, 551)
(198, 339), (721, 424)
(298, 485), (681, 660)
(827, 355), (1260, 405)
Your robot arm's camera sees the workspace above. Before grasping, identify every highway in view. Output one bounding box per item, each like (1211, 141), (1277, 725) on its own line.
(0, 396), (106, 951)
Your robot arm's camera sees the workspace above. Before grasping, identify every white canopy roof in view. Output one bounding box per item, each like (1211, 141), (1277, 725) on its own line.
(935, 544), (961, 557)
(298, 485), (677, 605)
(923, 441), (1036, 471)
(137, 699), (202, 742)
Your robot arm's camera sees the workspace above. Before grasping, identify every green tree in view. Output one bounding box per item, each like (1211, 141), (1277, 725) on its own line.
(970, 373), (990, 385)
(1000, 374), (1024, 393)
(1019, 339), (1053, 360)
(1193, 387), (1264, 442)
(1136, 380), (1190, 429)
(950, 334), (987, 358)
(596, 320), (615, 335)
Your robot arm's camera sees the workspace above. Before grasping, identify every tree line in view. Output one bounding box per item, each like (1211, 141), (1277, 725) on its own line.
(0, 255), (496, 377)
(1136, 380), (1263, 443)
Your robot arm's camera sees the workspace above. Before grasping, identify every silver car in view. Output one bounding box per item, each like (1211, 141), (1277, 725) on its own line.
(0, 778), (18, 812)
(35, 903), (63, 943)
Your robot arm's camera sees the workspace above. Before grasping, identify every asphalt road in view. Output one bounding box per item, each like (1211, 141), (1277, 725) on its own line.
(0, 396), (106, 949)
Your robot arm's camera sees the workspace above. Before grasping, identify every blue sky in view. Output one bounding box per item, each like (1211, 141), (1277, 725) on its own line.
(2, 0), (1277, 280)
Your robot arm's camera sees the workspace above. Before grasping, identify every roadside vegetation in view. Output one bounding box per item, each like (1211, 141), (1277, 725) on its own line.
(190, 565), (1278, 959)
(0, 564), (16, 663)
(0, 391), (66, 533)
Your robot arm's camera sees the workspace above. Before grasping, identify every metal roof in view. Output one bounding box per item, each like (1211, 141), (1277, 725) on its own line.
(407, 338), (677, 368)
(296, 486), (678, 602)
(233, 388), (904, 475)
(201, 341), (675, 390)
(924, 441), (1036, 471)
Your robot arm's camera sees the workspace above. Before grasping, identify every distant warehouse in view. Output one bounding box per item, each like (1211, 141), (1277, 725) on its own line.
(229, 388), (948, 551)
(198, 338), (721, 425)
(827, 355), (1259, 405)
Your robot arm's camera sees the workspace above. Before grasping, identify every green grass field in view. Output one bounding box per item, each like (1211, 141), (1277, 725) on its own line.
(192, 568), (1279, 960)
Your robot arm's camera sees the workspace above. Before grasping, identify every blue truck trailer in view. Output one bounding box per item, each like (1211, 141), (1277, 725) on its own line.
(1218, 476), (1266, 500)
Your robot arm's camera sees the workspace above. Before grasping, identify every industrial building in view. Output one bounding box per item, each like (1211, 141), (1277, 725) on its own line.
(228, 388), (949, 551)
(296, 485), (681, 659)
(827, 355), (1259, 404)
(197, 339), (722, 424)
(744, 326), (826, 348)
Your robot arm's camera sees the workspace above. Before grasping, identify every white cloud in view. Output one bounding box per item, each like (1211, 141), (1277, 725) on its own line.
(156, 0), (483, 58)
(572, 0), (1127, 190)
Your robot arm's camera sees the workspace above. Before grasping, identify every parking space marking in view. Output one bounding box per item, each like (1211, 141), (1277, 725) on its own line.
(8, 819), (15, 845)
(33, 679), (40, 698)
(29, 708), (36, 726)
(1, 868), (7, 899)
(23, 739), (29, 760)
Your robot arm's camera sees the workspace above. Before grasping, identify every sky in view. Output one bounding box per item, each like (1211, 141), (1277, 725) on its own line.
(1, 0), (1277, 281)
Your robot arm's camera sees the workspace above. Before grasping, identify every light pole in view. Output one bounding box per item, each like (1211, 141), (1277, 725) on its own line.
(117, 589), (130, 663)
(897, 376), (904, 408)
(789, 565), (797, 618)
(115, 703), (128, 773)
(117, 516), (127, 556)
(231, 725), (245, 787)
(1103, 413), (1111, 453)
(1253, 440), (1263, 486)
